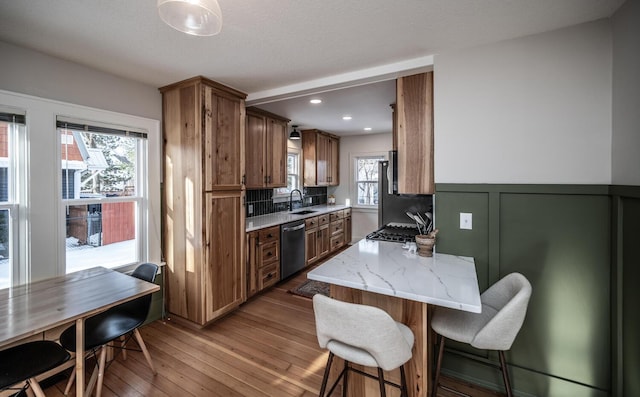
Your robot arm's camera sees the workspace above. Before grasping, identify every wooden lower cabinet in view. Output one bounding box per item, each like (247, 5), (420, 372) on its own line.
(204, 191), (246, 322)
(317, 224), (330, 259)
(247, 225), (281, 298)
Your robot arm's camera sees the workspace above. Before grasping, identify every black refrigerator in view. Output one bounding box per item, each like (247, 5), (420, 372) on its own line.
(378, 160), (433, 227)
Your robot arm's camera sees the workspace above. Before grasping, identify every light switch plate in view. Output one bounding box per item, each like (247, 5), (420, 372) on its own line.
(460, 213), (472, 230)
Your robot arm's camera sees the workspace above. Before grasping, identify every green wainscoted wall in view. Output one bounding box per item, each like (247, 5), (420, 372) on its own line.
(610, 186), (640, 397)
(434, 184), (618, 397)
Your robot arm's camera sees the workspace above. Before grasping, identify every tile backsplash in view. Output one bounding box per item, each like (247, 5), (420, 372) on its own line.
(246, 187), (327, 218)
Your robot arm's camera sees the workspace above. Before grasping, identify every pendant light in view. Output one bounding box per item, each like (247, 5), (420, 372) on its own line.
(289, 125), (301, 140)
(158, 0), (223, 36)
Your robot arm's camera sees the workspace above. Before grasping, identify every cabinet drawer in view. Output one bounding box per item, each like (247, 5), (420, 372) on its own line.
(344, 208), (351, 217)
(330, 234), (344, 251)
(258, 262), (279, 290)
(330, 219), (344, 236)
(305, 216), (319, 229)
(329, 211), (344, 222)
(259, 226), (279, 244)
(260, 241), (279, 263)
(318, 214), (330, 225)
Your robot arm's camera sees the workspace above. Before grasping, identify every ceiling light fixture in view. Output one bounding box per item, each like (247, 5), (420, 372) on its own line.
(342, 116), (352, 121)
(310, 99), (322, 104)
(289, 125), (301, 140)
(157, 0), (223, 36)
(364, 127), (372, 131)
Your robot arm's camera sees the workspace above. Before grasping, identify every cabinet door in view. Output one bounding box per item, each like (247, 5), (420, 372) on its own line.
(246, 231), (259, 298)
(316, 133), (330, 186)
(245, 112), (266, 189)
(203, 85), (245, 191)
(306, 228), (318, 265)
(204, 190), (245, 322)
(328, 136), (339, 186)
(266, 118), (287, 188)
(396, 72), (434, 194)
(345, 216), (352, 246)
(317, 224), (330, 259)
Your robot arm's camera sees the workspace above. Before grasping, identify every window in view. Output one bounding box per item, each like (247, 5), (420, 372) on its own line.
(58, 117), (148, 273)
(354, 156), (384, 206)
(274, 150), (300, 196)
(0, 109), (25, 288)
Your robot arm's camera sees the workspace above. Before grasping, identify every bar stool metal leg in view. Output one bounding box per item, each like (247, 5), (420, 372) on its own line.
(432, 335), (445, 397)
(377, 368), (387, 397)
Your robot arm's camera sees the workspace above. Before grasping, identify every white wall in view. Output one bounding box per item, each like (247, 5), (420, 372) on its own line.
(330, 133), (392, 242)
(434, 20), (612, 184)
(0, 40), (161, 120)
(612, 0), (640, 186)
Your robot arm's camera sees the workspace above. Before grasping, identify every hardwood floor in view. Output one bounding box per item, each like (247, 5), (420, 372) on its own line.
(44, 267), (503, 397)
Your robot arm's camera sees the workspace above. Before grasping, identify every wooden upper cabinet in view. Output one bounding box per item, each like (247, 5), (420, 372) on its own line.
(160, 76), (246, 193)
(395, 72), (434, 194)
(302, 129), (339, 187)
(245, 107), (289, 189)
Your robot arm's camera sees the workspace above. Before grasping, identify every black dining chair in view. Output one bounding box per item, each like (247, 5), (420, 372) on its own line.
(0, 340), (70, 397)
(59, 262), (159, 397)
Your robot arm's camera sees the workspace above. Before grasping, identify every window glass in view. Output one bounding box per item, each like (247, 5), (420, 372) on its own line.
(274, 151), (300, 196)
(0, 117), (23, 288)
(355, 156), (383, 206)
(60, 125), (145, 272)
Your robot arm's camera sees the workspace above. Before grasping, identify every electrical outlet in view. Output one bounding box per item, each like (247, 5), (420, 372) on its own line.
(248, 204), (253, 214)
(460, 213), (472, 230)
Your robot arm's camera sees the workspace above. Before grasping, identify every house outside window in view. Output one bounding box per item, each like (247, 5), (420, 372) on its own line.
(58, 117), (148, 273)
(354, 155), (384, 207)
(0, 110), (26, 288)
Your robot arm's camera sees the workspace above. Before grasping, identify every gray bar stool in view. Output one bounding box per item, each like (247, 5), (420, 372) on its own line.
(0, 340), (70, 396)
(313, 294), (415, 397)
(430, 272), (532, 397)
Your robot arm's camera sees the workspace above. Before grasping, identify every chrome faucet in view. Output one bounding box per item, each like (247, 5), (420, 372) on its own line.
(289, 189), (303, 211)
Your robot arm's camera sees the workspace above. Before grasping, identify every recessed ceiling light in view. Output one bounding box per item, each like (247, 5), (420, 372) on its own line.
(310, 99), (322, 104)
(342, 116), (352, 120)
(364, 127), (372, 131)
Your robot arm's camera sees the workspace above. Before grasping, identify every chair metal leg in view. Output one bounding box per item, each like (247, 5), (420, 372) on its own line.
(341, 360), (349, 397)
(377, 368), (387, 397)
(319, 352), (334, 397)
(400, 365), (408, 397)
(498, 351), (513, 397)
(134, 328), (157, 374)
(432, 335), (445, 397)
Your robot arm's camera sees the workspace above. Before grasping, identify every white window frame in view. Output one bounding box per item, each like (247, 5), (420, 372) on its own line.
(350, 152), (387, 209)
(0, 110), (28, 287)
(274, 147), (301, 199)
(0, 89), (162, 282)
(59, 119), (149, 273)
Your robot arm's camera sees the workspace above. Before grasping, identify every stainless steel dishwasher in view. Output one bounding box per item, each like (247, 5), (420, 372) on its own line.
(280, 220), (306, 280)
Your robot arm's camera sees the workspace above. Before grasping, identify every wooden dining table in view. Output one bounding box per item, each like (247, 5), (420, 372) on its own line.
(0, 266), (160, 397)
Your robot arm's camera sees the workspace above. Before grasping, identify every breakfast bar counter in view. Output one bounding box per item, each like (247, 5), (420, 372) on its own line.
(307, 239), (481, 397)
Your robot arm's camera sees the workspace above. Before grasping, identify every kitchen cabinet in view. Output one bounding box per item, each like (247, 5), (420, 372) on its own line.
(305, 216), (320, 265)
(344, 208), (352, 245)
(247, 225), (280, 298)
(395, 72), (434, 194)
(160, 76), (247, 326)
(245, 107), (290, 189)
(302, 129), (340, 187)
(329, 210), (345, 252)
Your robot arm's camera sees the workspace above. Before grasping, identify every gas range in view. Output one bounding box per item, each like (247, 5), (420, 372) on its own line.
(366, 223), (420, 243)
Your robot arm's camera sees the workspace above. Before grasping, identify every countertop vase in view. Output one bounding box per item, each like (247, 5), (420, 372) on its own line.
(415, 234), (435, 257)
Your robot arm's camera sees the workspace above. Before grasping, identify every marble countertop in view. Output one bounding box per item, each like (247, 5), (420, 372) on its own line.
(307, 239), (482, 313)
(246, 204), (350, 232)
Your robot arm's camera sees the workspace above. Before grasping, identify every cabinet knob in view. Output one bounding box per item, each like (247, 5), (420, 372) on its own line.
(267, 233), (272, 238)
(267, 252), (273, 257)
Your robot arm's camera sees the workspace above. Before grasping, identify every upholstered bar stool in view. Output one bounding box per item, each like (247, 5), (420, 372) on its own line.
(430, 272), (532, 397)
(0, 340), (70, 397)
(312, 294), (414, 397)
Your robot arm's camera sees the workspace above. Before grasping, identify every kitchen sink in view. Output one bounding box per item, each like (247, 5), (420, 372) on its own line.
(291, 210), (317, 215)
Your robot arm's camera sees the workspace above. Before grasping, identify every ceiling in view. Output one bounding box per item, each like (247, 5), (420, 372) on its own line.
(0, 0), (625, 136)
